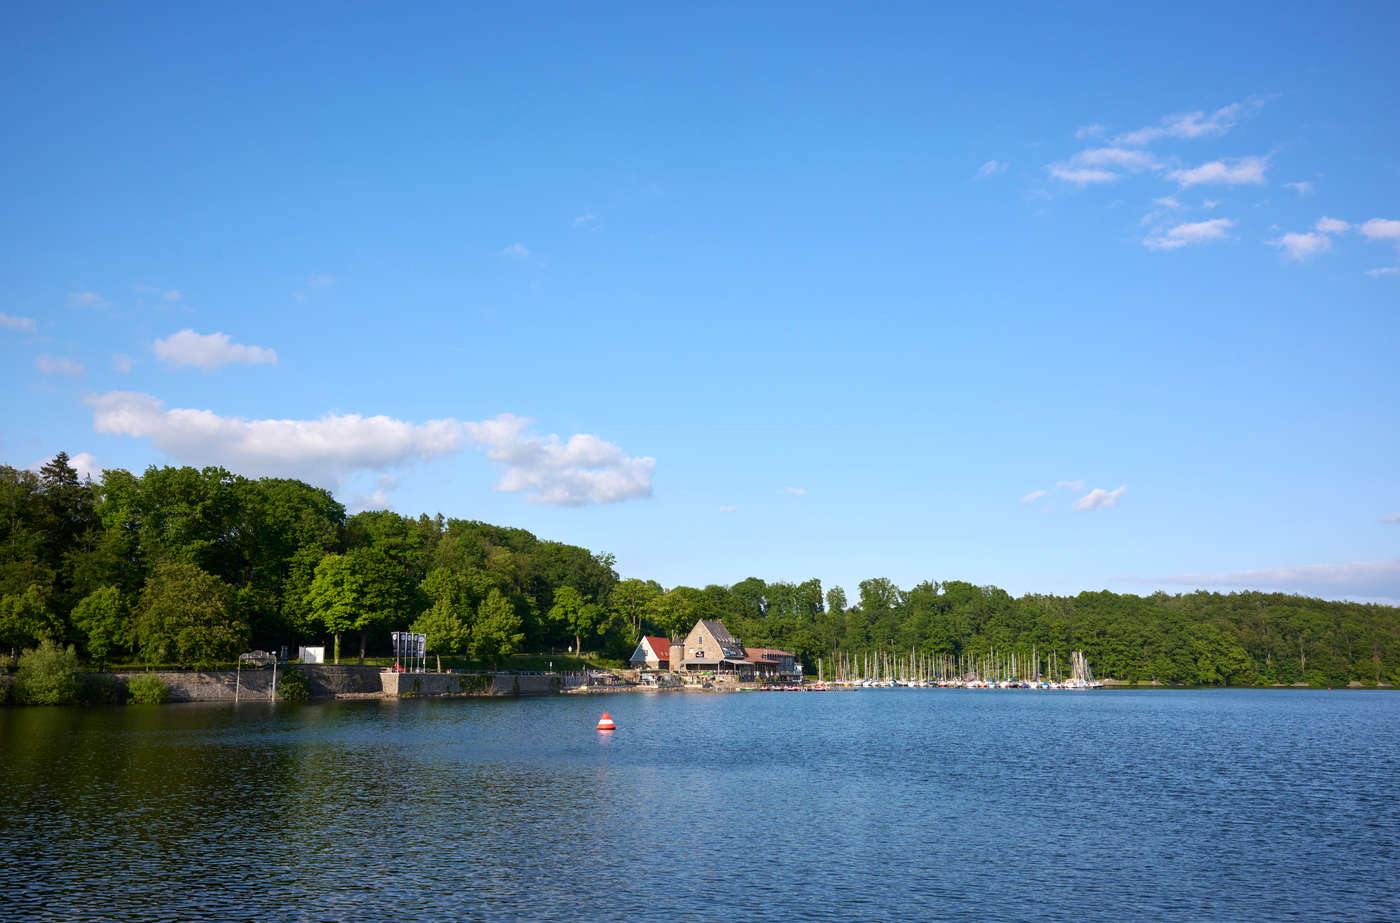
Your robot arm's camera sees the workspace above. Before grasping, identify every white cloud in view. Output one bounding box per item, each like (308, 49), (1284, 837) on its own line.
(1359, 218), (1400, 240)
(1168, 156), (1269, 187)
(1269, 231), (1331, 262)
(0, 312), (37, 332)
(1137, 557), (1400, 599)
(1283, 181), (1314, 197)
(499, 242), (531, 258)
(69, 452), (102, 481)
(1154, 196), (1182, 209)
(462, 414), (654, 506)
(1048, 146), (1160, 185)
(1366, 267), (1399, 278)
(112, 353), (134, 373)
(68, 291), (108, 308)
(719, 505), (737, 513)
(1075, 123), (1106, 140)
(1020, 489), (1047, 504)
(1143, 218), (1235, 251)
(87, 393), (654, 506)
(1074, 147), (1159, 171)
(35, 355), (84, 378)
(1203, 199), (1221, 209)
(1315, 217), (1349, 234)
(1056, 480), (1085, 491)
(975, 160), (1009, 179)
(1048, 165), (1120, 184)
(1380, 512), (1400, 524)
(153, 330), (278, 370)
(782, 486), (806, 496)
(1073, 486), (1126, 510)
(1113, 99), (1259, 147)
(574, 214), (598, 227)
(349, 489), (392, 512)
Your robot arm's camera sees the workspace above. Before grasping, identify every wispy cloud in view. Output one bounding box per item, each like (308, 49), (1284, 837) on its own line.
(87, 393), (655, 506)
(1056, 480), (1084, 492)
(1048, 146), (1160, 185)
(1154, 196), (1183, 209)
(1075, 123), (1106, 140)
(1048, 165), (1120, 185)
(1366, 267), (1399, 278)
(35, 355), (84, 378)
(0, 312), (37, 333)
(1283, 181), (1314, 197)
(719, 505), (737, 513)
(137, 285), (184, 302)
(1133, 557), (1400, 599)
(573, 214), (598, 227)
(1073, 486), (1126, 510)
(1315, 217), (1349, 234)
(1113, 99), (1261, 147)
(1075, 147), (1160, 171)
(1203, 199), (1222, 209)
(153, 330), (278, 370)
(499, 242), (531, 259)
(1380, 512), (1400, 524)
(782, 486), (806, 496)
(1168, 156), (1269, 187)
(1143, 218), (1235, 251)
(1269, 231), (1331, 262)
(1020, 489), (1047, 504)
(68, 291), (109, 308)
(975, 160), (1009, 179)
(112, 354), (135, 373)
(307, 273), (336, 289)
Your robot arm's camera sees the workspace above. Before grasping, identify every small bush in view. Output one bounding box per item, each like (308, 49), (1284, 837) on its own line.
(277, 666), (309, 702)
(15, 640), (80, 705)
(127, 673), (170, 705)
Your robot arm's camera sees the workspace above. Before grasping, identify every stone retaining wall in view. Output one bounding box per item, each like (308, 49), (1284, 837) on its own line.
(381, 671), (563, 697)
(101, 664), (387, 702)
(88, 666), (563, 702)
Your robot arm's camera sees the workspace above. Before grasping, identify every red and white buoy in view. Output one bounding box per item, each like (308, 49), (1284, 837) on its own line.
(596, 712), (616, 732)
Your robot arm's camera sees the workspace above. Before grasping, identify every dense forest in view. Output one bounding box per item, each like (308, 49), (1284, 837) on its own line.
(4, 453), (1399, 687)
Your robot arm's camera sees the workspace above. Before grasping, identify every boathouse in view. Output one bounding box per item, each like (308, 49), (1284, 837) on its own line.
(674, 619), (800, 680)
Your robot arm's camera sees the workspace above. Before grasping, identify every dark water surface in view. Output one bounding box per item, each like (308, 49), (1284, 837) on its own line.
(2, 689), (1397, 921)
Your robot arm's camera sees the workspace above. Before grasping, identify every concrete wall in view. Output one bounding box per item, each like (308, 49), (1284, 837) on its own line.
(381, 671), (563, 697)
(102, 664), (386, 702)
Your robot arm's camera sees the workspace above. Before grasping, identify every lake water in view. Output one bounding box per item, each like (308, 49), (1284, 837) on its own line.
(2, 688), (1397, 921)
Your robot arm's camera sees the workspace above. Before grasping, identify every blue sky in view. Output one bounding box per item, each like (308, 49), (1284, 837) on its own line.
(3, 2), (1398, 602)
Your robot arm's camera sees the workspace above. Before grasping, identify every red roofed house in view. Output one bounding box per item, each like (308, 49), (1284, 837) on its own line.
(628, 635), (674, 671)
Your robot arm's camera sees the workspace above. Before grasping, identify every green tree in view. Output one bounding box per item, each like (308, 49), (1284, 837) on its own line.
(71, 585), (130, 665)
(15, 639), (81, 705)
(611, 578), (661, 643)
(412, 601), (470, 669)
(136, 561), (247, 668)
(473, 588), (523, 666)
(549, 585), (604, 653)
(303, 553), (363, 664)
(645, 586), (705, 638)
(0, 584), (56, 663)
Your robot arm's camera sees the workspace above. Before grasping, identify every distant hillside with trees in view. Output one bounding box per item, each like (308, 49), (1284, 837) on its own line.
(3, 453), (1398, 687)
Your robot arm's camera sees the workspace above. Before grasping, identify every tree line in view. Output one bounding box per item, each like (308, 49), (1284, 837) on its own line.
(3, 453), (1398, 686)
